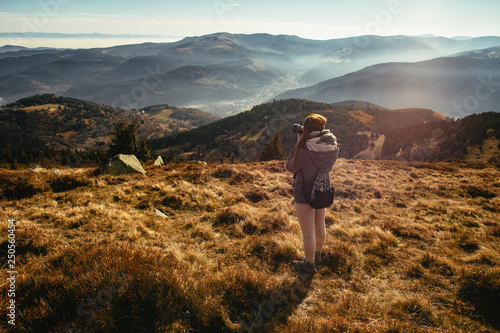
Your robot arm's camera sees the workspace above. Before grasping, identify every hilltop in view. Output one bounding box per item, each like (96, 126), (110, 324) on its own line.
(1, 159), (499, 332)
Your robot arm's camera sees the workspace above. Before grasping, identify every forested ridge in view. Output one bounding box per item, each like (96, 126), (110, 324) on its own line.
(150, 99), (447, 162)
(0, 94), (216, 167)
(1, 95), (499, 167)
(0, 94), (132, 167)
(382, 112), (500, 163)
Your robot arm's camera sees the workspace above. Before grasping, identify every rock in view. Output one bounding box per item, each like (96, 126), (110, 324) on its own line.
(154, 156), (164, 166)
(50, 169), (62, 175)
(154, 208), (168, 218)
(99, 154), (146, 176)
(189, 160), (207, 165)
(27, 165), (44, 172)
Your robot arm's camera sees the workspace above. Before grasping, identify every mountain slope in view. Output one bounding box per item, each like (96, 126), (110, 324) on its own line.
(150, 99), (446, 162)
(232, 34), (500, 84)
(275, 47), (500, 117)
(64, 58), (291, 111)
(0, 94), (217, 166)
(380, 111), (500, 163)
(150, 98), (499, 164)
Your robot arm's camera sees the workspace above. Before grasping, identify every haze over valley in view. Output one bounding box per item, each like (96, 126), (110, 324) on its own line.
(1, 33), (500, 117)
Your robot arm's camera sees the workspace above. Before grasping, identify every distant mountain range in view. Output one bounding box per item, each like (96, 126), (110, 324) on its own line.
(1, 33), (500, 116)
(0, 32), (173, 39)
(275, 47), (500, 118)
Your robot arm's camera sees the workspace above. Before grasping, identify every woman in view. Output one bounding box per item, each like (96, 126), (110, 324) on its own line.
(286, 114), (339, 274)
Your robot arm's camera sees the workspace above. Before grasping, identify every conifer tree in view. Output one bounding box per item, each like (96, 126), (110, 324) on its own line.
(136, 137), (154, 162)
(108, 120), (139, 156)
(107, 120), (154, 161)
(260, 131), (287, 161)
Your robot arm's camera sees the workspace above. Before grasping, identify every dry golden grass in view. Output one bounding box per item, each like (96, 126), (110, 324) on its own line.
(1, 159), (499, 332)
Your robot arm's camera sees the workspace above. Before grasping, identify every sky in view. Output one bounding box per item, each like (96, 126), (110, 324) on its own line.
(0, 0), (499, 48)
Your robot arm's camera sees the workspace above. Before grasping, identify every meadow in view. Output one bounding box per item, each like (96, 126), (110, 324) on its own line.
(1, 159), (499, 332)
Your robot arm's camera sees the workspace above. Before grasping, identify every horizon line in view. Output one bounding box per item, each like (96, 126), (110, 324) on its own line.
(2, 31), (500, 39)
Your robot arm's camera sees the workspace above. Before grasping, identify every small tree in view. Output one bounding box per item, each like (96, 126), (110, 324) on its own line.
(135, 137), (154, 162)
(108, 120), (138, 156)
(108, 120), (154, 161)
(260, 131), (287, 161)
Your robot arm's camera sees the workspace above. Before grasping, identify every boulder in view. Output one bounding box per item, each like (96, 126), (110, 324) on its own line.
(99, 154), (146, 176)
(154, 208), (168, 218)
(189, 160), (208, 166)
(154, 156), (164, 166)
(27, 165), (45, 172)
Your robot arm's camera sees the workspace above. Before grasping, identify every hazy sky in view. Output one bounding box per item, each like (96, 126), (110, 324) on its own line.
(1, 0), (499, 47)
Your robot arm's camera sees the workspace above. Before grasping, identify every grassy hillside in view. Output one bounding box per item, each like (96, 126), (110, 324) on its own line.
(140, 104), (218, 139)
(1, 159), (499, 332)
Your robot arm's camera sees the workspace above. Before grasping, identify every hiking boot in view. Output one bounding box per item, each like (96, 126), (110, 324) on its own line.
(315, 252), (321, 267)
(293, 260), (317, 275)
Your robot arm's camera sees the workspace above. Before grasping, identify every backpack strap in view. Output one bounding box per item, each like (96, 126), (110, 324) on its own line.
(301, 148), (335, 205)
(296, 148), (318, 204)
(299, 169), (310, 204)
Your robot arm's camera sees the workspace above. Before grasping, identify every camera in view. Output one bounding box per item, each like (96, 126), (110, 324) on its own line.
(292, 123), (303, 134)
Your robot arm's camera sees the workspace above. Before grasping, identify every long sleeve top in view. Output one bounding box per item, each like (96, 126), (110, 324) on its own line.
(286, 129), (339, 204)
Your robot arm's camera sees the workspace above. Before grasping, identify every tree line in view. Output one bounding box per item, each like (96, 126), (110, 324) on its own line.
(382, 111), (500, 162)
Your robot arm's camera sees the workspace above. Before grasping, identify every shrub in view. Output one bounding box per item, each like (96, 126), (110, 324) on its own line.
(260, 131), (287, 161)
(108, 119), (154, 161)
